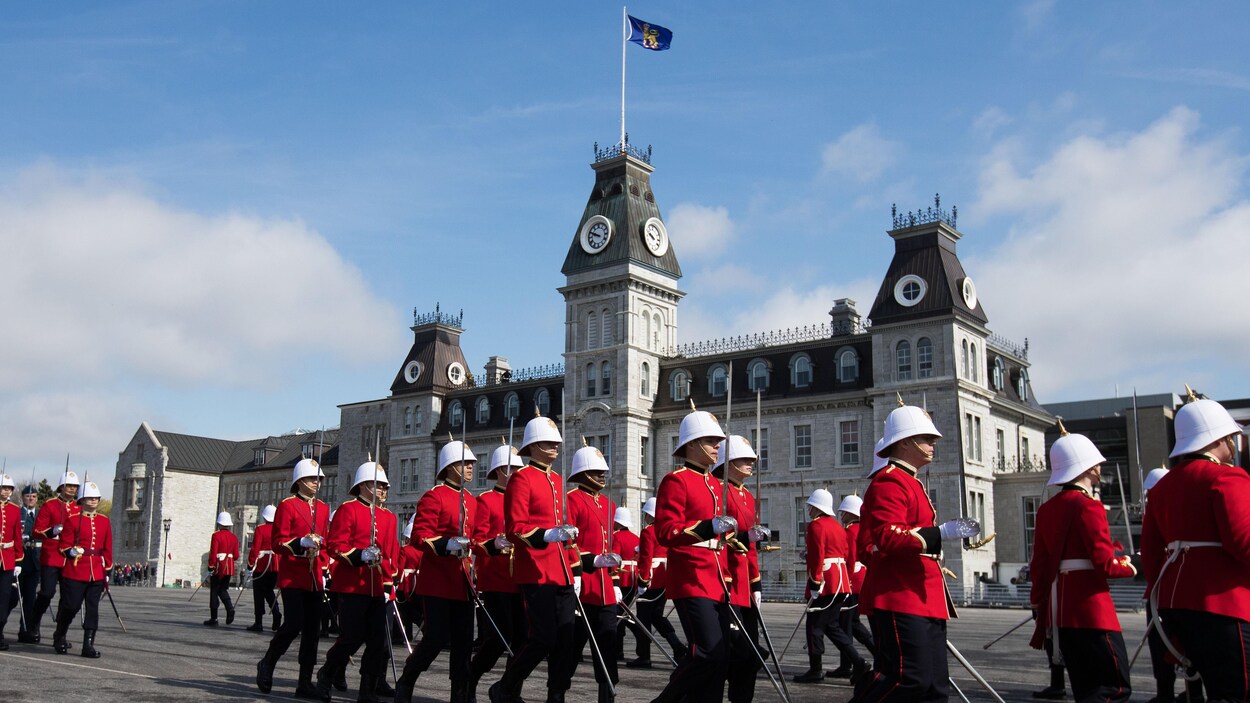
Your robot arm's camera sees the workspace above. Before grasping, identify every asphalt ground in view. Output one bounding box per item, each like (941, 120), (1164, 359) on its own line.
(1, 586), (1160, 703)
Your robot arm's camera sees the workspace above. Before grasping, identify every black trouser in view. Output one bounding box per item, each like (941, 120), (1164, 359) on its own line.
(252, 571), (279, 623)
(17, 548), (39, 634)
(807, 594), (865, 669)
(0, 570), (14, 637)
(263, 587), (323, 680)
(323, 592), (389, 679)
(1146, 602), (1175, 696)
(498, 583), (577, 696)
(571, 602), (620, 688)
(402, 596), (475, 686)
(635, 589), (684, 660)
(398, 593), (423, 641)
(55, 578), (103, 632)
(1056, 627), (1131, 703)
(852, 610), (948, 703)
(469, 591), (526, 681)
(728, 604), (764, 703)
(208, 573), (234, 620)
(32, 564), (64, 625)
(616, 586), (646, 656)
(655, 596), (731, 703)
(1160, 608), (1248, 703)
(839, 594), (876, 658)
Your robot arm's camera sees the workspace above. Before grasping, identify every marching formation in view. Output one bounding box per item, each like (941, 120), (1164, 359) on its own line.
(2, 387), (1248, 703)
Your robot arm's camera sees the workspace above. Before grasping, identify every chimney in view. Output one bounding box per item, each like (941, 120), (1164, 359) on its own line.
(483, 356), (512, 385)
(828, 299), (861, 336)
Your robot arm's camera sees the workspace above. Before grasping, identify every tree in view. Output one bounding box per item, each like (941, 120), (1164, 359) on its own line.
(97, 499), (112, 516)
(36, 479), (54, 504)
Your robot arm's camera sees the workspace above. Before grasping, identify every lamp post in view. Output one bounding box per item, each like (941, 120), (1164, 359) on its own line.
(161, 518), (172, 587)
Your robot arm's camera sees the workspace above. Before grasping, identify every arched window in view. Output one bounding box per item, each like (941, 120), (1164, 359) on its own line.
(970, 343), (979, 383)
(896, 340), (913, 381)
(652, 313), (663, 350)
(708, 364), (728, 397)
(586, 363), (598, 397)
(642, 310), (652, 350)
(917, 337), (934, 378)
(504, 392), (520, 420)
(403, 407), (413, 434)
(448, 400), (463, 428)
(790, 353), (813, 388)
(475, 397), (490, 424)
(641, 362), (651, 397)
(534, 388), (551, 417)
(991, 358), (1005, 391)
(601, 361), (613, 395)
(587, 312), (600, 351)
(671, 370), (690, 401)
(748, 359), (770, 392)
(414, 406), (423, 431)
(837, 348), (859, 383)
(1017, 369), (1030, 402)
(961, 339), (969, 379)
(601, 308), (613, 347)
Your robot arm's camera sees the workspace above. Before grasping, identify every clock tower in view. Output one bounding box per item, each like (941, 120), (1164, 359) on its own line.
(559, 141), (683, 514)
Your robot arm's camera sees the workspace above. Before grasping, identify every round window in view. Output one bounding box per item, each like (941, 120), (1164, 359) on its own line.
(893, 275), (927, 307)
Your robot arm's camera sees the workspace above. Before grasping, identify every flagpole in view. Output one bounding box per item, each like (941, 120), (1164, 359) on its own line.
(621, 6), (627, 149)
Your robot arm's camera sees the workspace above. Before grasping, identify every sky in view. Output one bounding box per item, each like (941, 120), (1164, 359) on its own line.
(3, 2), (1249, 488)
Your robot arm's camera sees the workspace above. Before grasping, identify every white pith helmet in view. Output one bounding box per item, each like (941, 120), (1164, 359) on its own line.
(438, 440), (478, 479)
(78, 481), (102, 501)
(291, 458), (325, 491)
(1048, 421), (1107, 485)
(350, 461), (389, 496)
(216, 511), (233, 527)
(673, 410), (726, 456)
(806, 488), (836, 517)
(1170, 395), (1242, 458)
(642, 497), (657, 518)
(867, 437), (889, 476)
(521, 412), (562, 453)
(261, 505), (277, 522)
(713, 434), (757, 471)
(488, 443), (525, 478)
(838, 494), (863, 517)
(0, 474), (14, 489)
(57, 470), (80, 490)
(877, 403), (942, 457)
(1143, 468), (1169, 492)
(570, 444), (609, 479)
(614, 507), (634, 530)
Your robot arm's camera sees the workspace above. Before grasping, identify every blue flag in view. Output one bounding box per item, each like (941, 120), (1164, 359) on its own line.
(627, 15), (672, 51)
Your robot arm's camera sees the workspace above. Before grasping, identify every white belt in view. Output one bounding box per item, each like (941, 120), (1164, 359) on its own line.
(620, 560), (637, 566)
(651, 557), (667, 568)
(1058, 559), (1093, 572)
(401, 568), (416, 579)
(853, 562), (865, 574)
(259, 550), (275, 557)
(1167, 540), (1222, 551)
(0, 541), (13, 549)
(215, 553), (228, 561)
(822, 557), (847, 571)
(690, 539), (720, 550)
(1150, 540), (1222, 670)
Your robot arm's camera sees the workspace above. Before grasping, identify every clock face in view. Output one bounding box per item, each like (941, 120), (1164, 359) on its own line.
(403, 360), (423, 384)
(579, 215), (613, 254)
(642, 217), (669, 256)
(961, 277), (978, 309)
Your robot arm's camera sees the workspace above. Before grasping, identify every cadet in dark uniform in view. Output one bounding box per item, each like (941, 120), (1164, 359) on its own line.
(16, 484), (40, 643)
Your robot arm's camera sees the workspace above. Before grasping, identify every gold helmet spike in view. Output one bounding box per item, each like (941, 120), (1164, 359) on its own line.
(1184, 384), (1198, 402)
(688, 398), (697, 412)
(582, 436), (589, 447)
(448, 432), (454, 443)
(534, 404), (542, 417)
(1056, 417), (1069, 436)
(367, 451), (372, 462)
(500, 436), (506, 446)
(896, 392), (905, 407)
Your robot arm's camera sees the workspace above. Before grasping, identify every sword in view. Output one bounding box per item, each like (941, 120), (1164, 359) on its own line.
(726, 601), (790, 703)
(103, 583), (128, 633)
(778, 595), (818, 662)
(617, 592), (677, 667)
(389, 597), (412, 654)
(983, 613), (1032, 649)
(946, 640), (1006, 703)
(188, 577), (207, 601)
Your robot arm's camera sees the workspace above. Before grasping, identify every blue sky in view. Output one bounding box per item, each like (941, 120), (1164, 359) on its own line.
(3, 2), (1249, 488)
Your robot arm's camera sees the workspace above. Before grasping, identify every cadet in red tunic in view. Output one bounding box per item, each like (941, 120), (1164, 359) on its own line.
(834, 493), (875, 677)
(257, 458), (331, 698)
(1142, 395), (1250, 703)
(205, 510), (240, 626)
(468, 443), (527, 700)
(795, 488), (869, 685)
(248, 504), (282, 633)
(395, 441), (479, 703)
(852, 404), (979, 703)
(28, 469), (80, 642)
(631, 497), (688, 668)
(316, 460), (400, 702)
(566, 444), (622, 703)
(51, 481), (111, 658)
(613, 507), (648, 664)
(489, 413), (581, 703)
(652, 409), (736, 703)
(1029, 426), (1134, 703)
(0, 473), (25, 650)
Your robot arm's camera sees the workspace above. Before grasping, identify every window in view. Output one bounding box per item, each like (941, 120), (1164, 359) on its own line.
(323, 474), (338, 501)
(793, 425), (812, 469)
(587, 312), (599, 350)
(640, 436), (650, 477)
(504, 392), (520, 420)
(964, 413), (983, 462)
(750, 428), (770, 471)
(1023, 496), (1042, 558)
(670, 435), (680, 462)
(917, 337), (933, 378)
(970, 490), (986, 527)
(475, 397), (490, 424)
(970, 343), (979, 383)
(709, 364), (727, 397)
(671, 370), (690, 401)
(896, 340), (912, 381)
(1017, 369), (1030, 402)
(602, 308), (613, 347)
(132, 479), (146, 509)
(403, 407), (412, 435)
(1021, 436), (1031, 465)
(414, 406), (423, 432)
(795, 497), (808, 548)
(601, 361), (613, 395)
(254, 449), (266, 466)
(400, 458), (411, 492)
(643, 312), (652, 351)
(961, 339), (970, 379)
(840, 420), (860, 465)
(586, 363), (598, 397)
(640, 362), (651, 397)
(837, 349), (858, 383)
(748, 359), (769, 392)
(535, 388), (551, 417)
(992, 357), (1005, 390)
(449, 400), (463, 428)
(652, 313), (662, 350)
(790, 353), (812, 388)
(996, 429), (1006, 464)
(590, 434), (612, 468)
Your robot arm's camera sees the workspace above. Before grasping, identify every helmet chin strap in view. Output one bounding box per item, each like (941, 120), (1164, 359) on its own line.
(910, 438), (934, 460)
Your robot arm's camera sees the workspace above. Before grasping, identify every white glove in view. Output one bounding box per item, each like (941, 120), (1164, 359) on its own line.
(748, 526), (772, 543)
(447, 537), (472, 554)
(613, 586), (623, 603)
(712, 516), (738, 535)
(543, 525), (579, 543)
(215, 552), (228, 561)
(493, 535), (512, 550)
(573, 579), (582, 598)
(300, 535), (321, 549)
(51, 526), (63, 537)
(67, 546), (83, 558)
(939, 517), (981, 541)
(753, 591), (762, 608)
(13, 566), (20, 577)
(593, 553), (623, 569)
(361, 545), (382, 564)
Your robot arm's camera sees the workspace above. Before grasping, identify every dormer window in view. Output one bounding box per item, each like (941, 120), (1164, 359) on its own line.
(992, 358), (1005, 391)
(1017, 369), (1030, 402)
(748, 359), (770, 392)
(790, 353), (813, 388)
(449, 400), (464, 428)
(254, 449), (266, 466)
(534, 388), (551, 417)
(475, 397), (490, 425)
(504, 392), (520, 420)
(708, 364), (728, 397)
(837, 348), (859, 383)
(671, 370), (690, 401)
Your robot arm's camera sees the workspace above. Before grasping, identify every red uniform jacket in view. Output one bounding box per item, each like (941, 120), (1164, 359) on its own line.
(1, 502), (22, 571)
(473, 486), (515, 594)
(505, 462), (574, 586)
(567, 486), (618, 606)
(725, 479), (760, 608)
(846, 521), (866, 594)
(59, 512), (112, 582)
(1142, 456), (1250, 623)
(398, 543), (422, 597)
(327, 497), (399, 597)
(248, 522), (278, 574)
(34, 496), (80, 568)
(413, 482), (476, 601)
(614, 528), (640, 590)
(805, 515), (852, 599)
(209, 528), (240, 577)
(656, 463), (730, 602)
(1029, 486), (1134, 647)
(858, 461), (950, 619)
(638, 524), (669, 590)
(274, 494), (331, 591)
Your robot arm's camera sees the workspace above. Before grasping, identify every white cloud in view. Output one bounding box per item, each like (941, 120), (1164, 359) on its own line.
(667, 203), (736, 259)
(689, 263), (766, 295)
(969, 106), (1250, 400)
(679, 279), (880, 348)
(820, 123), (903, 183)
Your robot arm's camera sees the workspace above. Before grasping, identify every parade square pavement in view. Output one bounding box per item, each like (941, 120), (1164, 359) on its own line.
(2, 586), (1158, 702)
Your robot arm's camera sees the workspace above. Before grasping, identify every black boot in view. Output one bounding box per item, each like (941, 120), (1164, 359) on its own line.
(272, 608), (283, 631)
(826, 664), (852, 679)
(81, 629), (101, 658)
(313, 666), (334, 703)
(850, 658), (872, 684)
(247, 621), (265, 632)
(394, 674), (417, 703)
(545, 691), (564, 703)
(52, 615), (70, 655)
(356, 674), (381, 703)
(597, 684), (614, 703)
(256, 656), (276, 694)
(294, 673), (321, 700)
(450, 680), (471, 703)
(793, 655), (824, 683)
(17, 629), (39, 644)
(226, 607), (237, 625)
(373, 676), (394, 697)
(333, 664), (348, 692)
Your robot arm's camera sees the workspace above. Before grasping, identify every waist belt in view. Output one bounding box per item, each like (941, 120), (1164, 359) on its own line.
(259, 550), (275, 556)
(822, 557), (847, 571)
(0, 541), (13, 549)
(651, 557), (667, 567)
(80, 548), (105, 556)
(1166, 540), (1222, 551)
(26, 540), (42, 549)
(620, 560), (638, 566)
(689, 539), (720, 550)
(1058, 559), (1093, 572)
(1149, 540), (1223, 670)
